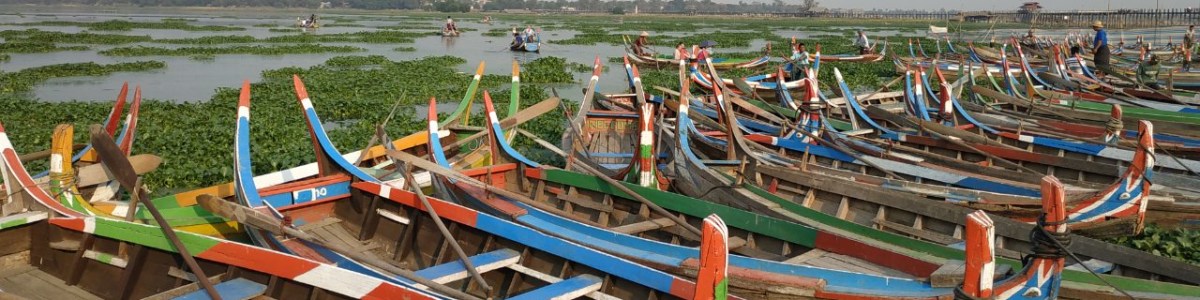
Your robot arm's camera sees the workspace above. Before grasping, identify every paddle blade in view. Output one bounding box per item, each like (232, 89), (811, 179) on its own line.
(88, 124), (137, 190)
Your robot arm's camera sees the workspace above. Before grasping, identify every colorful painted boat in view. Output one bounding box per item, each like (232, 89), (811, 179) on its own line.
(226, 78), (724, 299)
(0, 122), (437, 300)
(374, 81), (1085, 299)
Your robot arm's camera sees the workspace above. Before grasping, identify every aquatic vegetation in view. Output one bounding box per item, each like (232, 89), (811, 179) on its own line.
(268, 28), (296, 33)
(157, 35), (258, 44)
(1, 55), (564, 192)
(324, 55), (392, 68)
(522, 56), (575, 84)
(0, 42), (88, 53)
(482, 28), (510, 37)
(0, 29), (152, 45)
(23, 19), (244, 32)
(394, 46), (416, 52)
(1110, 225), (1200, 265)
(0, 54), (8, 62)
(262, 30), (432, 43)
(99, 44), (364, 56)
(0, 61), (166, 94)
(253, 23), (281, 28)
(190, 54), (217, 61)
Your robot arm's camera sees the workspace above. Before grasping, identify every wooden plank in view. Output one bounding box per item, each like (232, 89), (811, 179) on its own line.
(413, 249), (520, 284)
(175, 278), (267, 300)
(142, 274), (226, 300)
(611, 218), (673, 235)
(873, 218), (958, 245)
(930, 260), (1012, 288)
(506, 265), (620, 300)
(782, 249), (827, 264)
(509, 275), (602, 300)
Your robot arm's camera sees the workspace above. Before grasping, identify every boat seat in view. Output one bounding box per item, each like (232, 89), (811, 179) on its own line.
(839, 129), (874, 136)
(701, 159), (741, 166)
(173, 278), (266, 300)
(414, 249), (521, 284)
(509, 274), (603, 300)
(586, 152), (668, 159)
(1065, 259), (1115, 274)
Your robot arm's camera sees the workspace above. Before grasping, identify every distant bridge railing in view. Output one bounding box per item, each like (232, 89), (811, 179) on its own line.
(769, 8), (1199, 28)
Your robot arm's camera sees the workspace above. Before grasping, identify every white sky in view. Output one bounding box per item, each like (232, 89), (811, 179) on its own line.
(779, 0), (1200, 11)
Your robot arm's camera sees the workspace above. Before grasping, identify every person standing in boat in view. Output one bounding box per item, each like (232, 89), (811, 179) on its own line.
(633, 31), (651, 56)
(445, 16), (457, 32)
(1091, 21), (1111, 78)
(524, 26), (536, 42)
(788, 43), (811, 79)
(854, 29), (872, 54)
(308, 14), (317, 27)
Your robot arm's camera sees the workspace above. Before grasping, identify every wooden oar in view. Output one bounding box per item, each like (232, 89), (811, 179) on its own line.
(196, 195), (483, 300)
(376, 125), (493, 293)
(17, 144), (85, 163)
(385, 149), (704, 238)
(88, 125), (221, 300)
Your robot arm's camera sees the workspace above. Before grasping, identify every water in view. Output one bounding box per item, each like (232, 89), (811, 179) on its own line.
(1, 11), (798, 103)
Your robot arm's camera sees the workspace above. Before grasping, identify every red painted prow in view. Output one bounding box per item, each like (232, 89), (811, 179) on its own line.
(962, 210), (997, 298)
(694, 214), (729, 300)
(105, 82), (130, 135)
(119, 86), (143, 156)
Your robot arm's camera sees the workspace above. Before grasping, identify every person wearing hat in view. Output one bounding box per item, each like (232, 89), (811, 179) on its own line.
(511, 28), (524, 49)
(1091, 20), (1110, 77)
(853, 29), (872, 55)
(633, 31), (651, 56)
(696, 41), (716, 63)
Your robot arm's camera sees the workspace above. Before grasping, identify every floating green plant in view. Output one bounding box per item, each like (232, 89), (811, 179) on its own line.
(99, 44), (364, 56)
(0, 61), (166, 94)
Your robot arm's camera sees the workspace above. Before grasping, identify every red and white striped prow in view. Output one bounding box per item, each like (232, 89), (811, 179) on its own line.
(0, 121), (85, 217)
(1104, 105), (1124, 144)
(933, 67), (955, 123)
(962, 210), (997, 298)
(637, 102), (656, 188)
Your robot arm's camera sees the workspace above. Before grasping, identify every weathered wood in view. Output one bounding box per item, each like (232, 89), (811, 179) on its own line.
(930, 260), (1012, 288)
(611, 218), (674, 235)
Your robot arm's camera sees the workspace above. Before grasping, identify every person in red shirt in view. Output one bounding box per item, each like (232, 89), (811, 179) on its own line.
(696, 41), (715, 62)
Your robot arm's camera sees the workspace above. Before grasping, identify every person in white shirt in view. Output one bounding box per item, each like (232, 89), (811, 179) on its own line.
(1065, 45), (1084, 75)
(854, 30), (872, 54)
(788, 43), (811, 79)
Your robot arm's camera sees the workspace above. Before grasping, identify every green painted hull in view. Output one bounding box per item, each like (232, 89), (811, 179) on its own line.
(536, 168), (1200, 298)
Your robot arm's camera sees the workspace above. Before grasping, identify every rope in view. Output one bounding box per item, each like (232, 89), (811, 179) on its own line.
(1104, 117), (1124, 144)
(1030, 214), (1136, 300)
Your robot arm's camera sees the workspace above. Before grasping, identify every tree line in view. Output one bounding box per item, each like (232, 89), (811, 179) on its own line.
(0, 0), (821, 14)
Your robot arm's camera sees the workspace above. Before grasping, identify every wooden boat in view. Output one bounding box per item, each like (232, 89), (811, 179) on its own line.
(378, 90), (1081, 299)
(624, 42), (771, 70)
(510, 35), (540, 52)
(563, 56), (669, 189)
(221, 79), (723, 299)
(659, 57), (1200, 291)
(0, 121), (437, 300)
(138, 61), (522, 220)
(812, 43), (887, 62)
(441, 28), (459, 37)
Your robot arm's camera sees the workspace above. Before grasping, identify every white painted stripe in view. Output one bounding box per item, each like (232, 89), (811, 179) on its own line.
(293, 264), (387, 298)
(83, 217), (96, 233)
(0, 133), (13, 150)
(300, 99), (314, 109)
(378, 184), (392, 198)
(50, 153), (63, 173)
(238, 106), (250, 119)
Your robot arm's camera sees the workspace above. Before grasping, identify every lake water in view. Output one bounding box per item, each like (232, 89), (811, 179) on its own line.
(0, 11), (777, 104)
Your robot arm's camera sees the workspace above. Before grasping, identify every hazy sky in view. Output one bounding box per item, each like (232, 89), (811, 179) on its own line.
(807, 0), (1199, 11)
